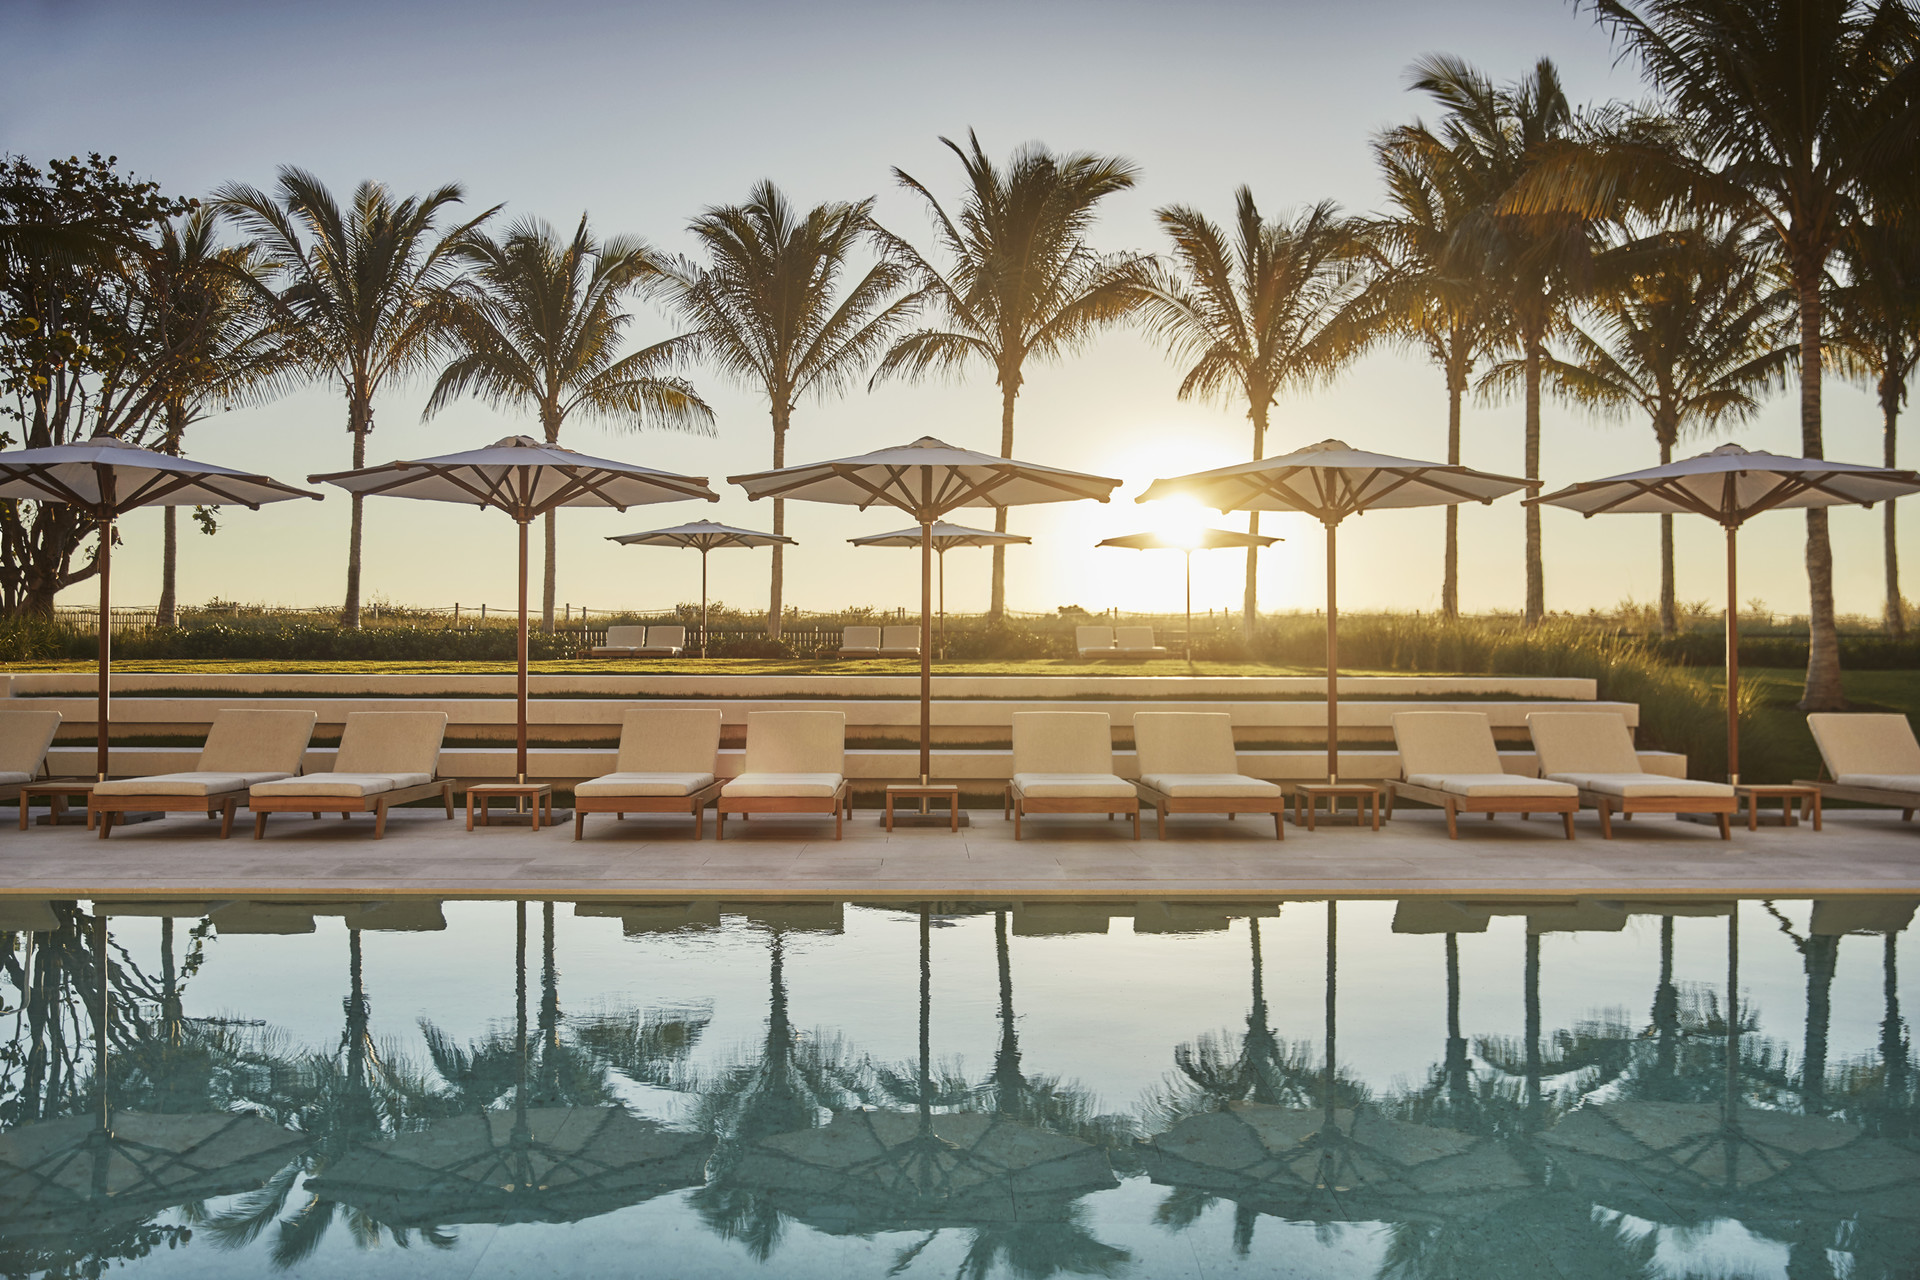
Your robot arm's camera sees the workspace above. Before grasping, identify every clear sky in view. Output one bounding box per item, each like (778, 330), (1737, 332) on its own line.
(2, 0), (1900, 622)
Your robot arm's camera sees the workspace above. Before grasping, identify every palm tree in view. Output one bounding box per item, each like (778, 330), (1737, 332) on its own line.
(872, 132), (1151, 620)
(1520, 0), (1920, 706)
(428, 216), (714, 632)
(1494, 224), (1792, 632)
(1134, 191), (1372, 635)
(214, 168), (496, 628)
(1367, 125), (1512, 617)
(661, 182), (910, 639)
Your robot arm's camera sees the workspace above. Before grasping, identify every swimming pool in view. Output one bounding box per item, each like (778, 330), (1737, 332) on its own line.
(2, 896), (1915, 1279)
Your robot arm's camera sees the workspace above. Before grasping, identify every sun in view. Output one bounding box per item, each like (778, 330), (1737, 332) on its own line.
(1145, 497), (1210, 549)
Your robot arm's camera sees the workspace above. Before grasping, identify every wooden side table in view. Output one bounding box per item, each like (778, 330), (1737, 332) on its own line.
(1735, 784), (1822, 831)
(885, 783), (961, 832)
(18, 780), (96, 830)
(1291, 783), (1382, 831)
(467, 782), (554, 831)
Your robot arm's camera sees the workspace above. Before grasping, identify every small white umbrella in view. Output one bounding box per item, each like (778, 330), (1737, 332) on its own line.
(732, 437), (1121, 792)
(1096, 527), (1281, 661)
(849, 521), (1031, 657)
(312, 436), (717, 782)
(1139, 439), (1532, 783)
(1530, 443), (1920, 783)
(608, 520), (794, 657)
(0, 436), (321, 780)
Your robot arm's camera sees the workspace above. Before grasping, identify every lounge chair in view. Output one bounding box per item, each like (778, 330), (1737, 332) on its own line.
(574, 708), (725, 840)
(1131, 712), (1283, 838)
(837, 626), (882, 657)
(590, 625), (648, 657)
(1385, 712), (1579, 839)
(1075, 625), (1115, 658)
(634, 625), (686, 657)
(1004, 711), (1139, 839)
(716, 710), (851, 839)
(1799, 713), (1920, 820)
(878, 625), (922, 658)
(1114, 626), (1168, 659)
(90, 709), (318, 839)
(249, 712), (454, 839)
(1527, 711), (1735, 839)
(1, 709), (62, 824)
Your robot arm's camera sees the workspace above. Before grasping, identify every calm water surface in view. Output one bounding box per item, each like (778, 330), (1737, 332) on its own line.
(1, 896), (1916, 1279)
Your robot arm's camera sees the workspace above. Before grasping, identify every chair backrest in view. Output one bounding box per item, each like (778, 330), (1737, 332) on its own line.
(842, 626), (882, 649)
(0, 710), (62, 778)
(1392, 712), (1503, 778)
(1133, 712), (1238, 776)
(603, 625), (646, 649)
(881, 625), (920, 650)
(1527, 712), (1641, 775)
(614, 708), (722, 773)
(334, 712), (448, 776)
(743, 710), (845, 774)
(1075, 625), (1113, 651)
(645, 626), (686, 649)
(1115, 626), (1157, 651)
(1012, 712), (1114, 774)
(198, 709), (320, 775)
(1807, 712), (1920, 778)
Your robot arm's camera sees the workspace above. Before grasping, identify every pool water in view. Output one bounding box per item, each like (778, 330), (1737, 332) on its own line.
(2, 896), (1916, 1279)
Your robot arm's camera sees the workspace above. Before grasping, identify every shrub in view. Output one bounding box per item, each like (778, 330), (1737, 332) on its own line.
(705, 635), (791, 659)
(944, 622), (1065, 660)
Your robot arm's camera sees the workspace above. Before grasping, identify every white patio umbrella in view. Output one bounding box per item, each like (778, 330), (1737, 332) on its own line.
(312, 436), (718, 783)
(1096, 527), (1281, 661)
(732, 436), (1121, 794)
(0, 436), (322, 780)
(1139, 439), (1532, 783)
(1530, 443), (1920, 783)
(607, 520), (794, 657)
(848, 521), (1031, 657)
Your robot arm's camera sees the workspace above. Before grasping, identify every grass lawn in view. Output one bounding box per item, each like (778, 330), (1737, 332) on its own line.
(1704, 667), (1920, 784)
(4, 656), (1339, 678)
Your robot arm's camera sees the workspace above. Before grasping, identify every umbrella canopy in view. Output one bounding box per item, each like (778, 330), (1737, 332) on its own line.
(1531, 443), (1920, 781)
(849, 521), (1031, 658)
(313, 436), (718, 782)
(1098, 528), (1282, 661)
(1140, 439), (1531, 782)
(608, 520), (794, 658)
(0, 436), (322, 780)
(732, 437), (1121, 791)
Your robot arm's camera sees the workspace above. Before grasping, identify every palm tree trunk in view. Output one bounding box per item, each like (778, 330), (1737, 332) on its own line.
(1797, 273), (1844, 709)
(990, 383), (1016, 623)
(342, 394), (369, 630)
(541, 511), (557, 635)
(1659, 436), (1676, 636)
(1443, 343), (1467, 620)
(1803, 932), (1839, 1115)
(159, 507), (178, 630)
(1884, 366), (1903, 638)
(1524, 333), (1545, 625)
(1244, 401), (1268, 638)
(768, 404), (788, 640)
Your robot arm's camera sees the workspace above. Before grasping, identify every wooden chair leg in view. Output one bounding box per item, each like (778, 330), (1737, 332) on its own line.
(835, 801), (843, 840)
(1131, 807), (1140, 840)
(694, 806), (704, 840)
(255, 812), (269, 839)
(220, 800), (235, 839)
(1717, 812), (1731, 840)
(1156, 807), (1166, 840)
(574, 810), (586, 841)
(97, 809), (113, 840)
(1813, 796), (1823, 831)
(1013, 804), (1022, 841)
(1273, 810), (1284, 840)
(1598, 801), (1613, 839)
(1562, 810), (1575, 840)
(716, 809), (726, 840)
(374, 800), (389, 840)
(442, 783), (455, 819)
(1445, 800), (1458, 840)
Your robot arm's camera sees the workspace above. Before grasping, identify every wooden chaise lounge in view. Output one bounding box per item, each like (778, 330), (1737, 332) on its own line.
(249, 712), (454, 839)
(1384, 711), (1579, 839)
(574, 707), (726, 839)
(1004, 711), (1139, 839)
(716, 710), (851, 839)
(90, 709), (318, 839)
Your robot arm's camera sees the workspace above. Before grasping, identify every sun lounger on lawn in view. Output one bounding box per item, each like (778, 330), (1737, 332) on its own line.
(1075, 625), (1115, 658)
(1114, 626), (1168, 659)
(1132, 711), (1283, 838)
(590, 625), (648, 657)
(1005, 711), (1138, 839)
(838, 626), (881, 657)
(1799, 713), (1920, 820)
(1, 710), (62, 824)
(878, 625), (921, 657)
(1385, 712), (1579, 839)
(1527, 711), (1735, 839)
(716, 710), (850, 839)
(634, 625), (686, 657)
(90, 709), (318, 839)
(249, 712), (453, 839)
(574, 708), (725, 839)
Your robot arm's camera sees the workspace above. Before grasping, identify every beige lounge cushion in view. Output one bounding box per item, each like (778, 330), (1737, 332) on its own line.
(600, 625), (647, 649)
(0, 709), (62, 779)
(742, 711), (844, 775)
(1832, 773), (1920, 793)
(93, 771), (292, 797)
(590, 646), (642, 657)
(0, 771), (31, 787)
(1075, 625), (1113, 653)
(1527, 712), (1643, 775)
(576, 771), (716, 798)
(334, 712), (446, 776)
(1393, 712), (1506, 778)
(1808, 713), (1920, 781)
(1135, 712), (1239, 777)
(1549, 772), (1735, 798)
(1407, 773), (1577, 799)
(251, 772), (433, 798)
(840, 626), (882, 652)
(636, 625), (685, 654)
(1140, 773), (1282, 798)
(1012, 712), (1113, 776)
(1115, 626), (1164, 652)
(879, 625), (921, 654)
(613, 708), (722, 774)
(1013, 772), (1135, 799)
(722, 772), (844, 798)
(197, 709), (319, 775)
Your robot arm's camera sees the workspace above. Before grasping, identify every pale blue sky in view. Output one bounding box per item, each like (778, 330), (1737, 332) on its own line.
(2, 0), (1896, 620)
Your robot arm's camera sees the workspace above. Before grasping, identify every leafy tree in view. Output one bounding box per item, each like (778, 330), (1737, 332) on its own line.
(872, 132), (1150, 620)
(428, 215), (713, 632)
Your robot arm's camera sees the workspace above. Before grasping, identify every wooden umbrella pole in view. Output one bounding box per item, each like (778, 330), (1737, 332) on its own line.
(1325, 520), (1339, 785)
(1184, 549), (1193, 663)
(937, 548), (946, 660)
(517, 517), (529, 784)
(701, 548), (709, 659)
(920, 519), (933, 787)
(1725, 524), (1740, 785)
(96, 512), (113, 781)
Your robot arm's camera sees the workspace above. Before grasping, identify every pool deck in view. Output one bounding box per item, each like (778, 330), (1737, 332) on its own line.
(2, 804), (1916, 900)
